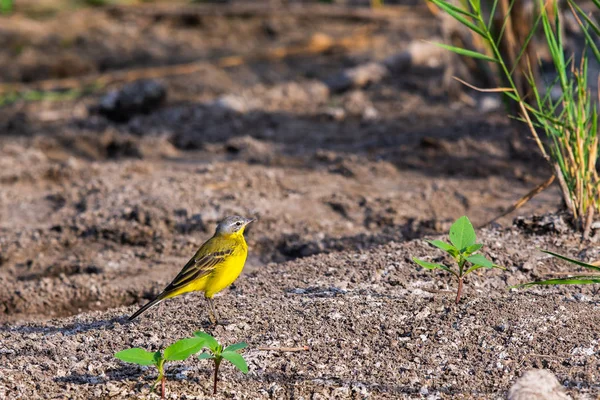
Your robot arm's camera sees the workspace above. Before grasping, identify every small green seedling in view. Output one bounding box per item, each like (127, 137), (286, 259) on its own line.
(514, 250), (600, 288)
(194, 331), (248, 395)
(412, 216), (504, 304)
(115, 337), (206, 399)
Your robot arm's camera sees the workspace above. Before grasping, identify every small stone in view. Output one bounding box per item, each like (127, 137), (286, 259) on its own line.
(508, 369), (571, 400)
(362, 105), (379, 120)
(521, 260), (535, 272)
(212, 94), (250, 113)
(479, 95), (502, 112)
(322, 107), (346, 121)
(98, 80), (167, 122)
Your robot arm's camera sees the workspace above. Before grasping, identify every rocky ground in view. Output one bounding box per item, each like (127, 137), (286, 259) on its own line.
(1, 2), (599, 399)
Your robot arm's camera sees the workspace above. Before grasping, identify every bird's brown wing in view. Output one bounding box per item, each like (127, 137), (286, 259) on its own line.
(161, 248), (234, 295)
(129, 246), (235, 320)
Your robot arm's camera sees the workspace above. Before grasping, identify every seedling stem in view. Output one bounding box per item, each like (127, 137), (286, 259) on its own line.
(213, 358), (221, 394)
(115, 336), (207, 399)
(195, 331), (249, 395)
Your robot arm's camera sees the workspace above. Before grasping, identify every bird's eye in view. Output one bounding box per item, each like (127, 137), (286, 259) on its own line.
(236, 221), (242, 226)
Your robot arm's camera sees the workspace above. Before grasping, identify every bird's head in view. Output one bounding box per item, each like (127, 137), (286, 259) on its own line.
(215, 215), (256, 236)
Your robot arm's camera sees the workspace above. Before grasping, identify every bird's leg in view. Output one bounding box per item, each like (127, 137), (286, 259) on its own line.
(206, 298), (219, 325)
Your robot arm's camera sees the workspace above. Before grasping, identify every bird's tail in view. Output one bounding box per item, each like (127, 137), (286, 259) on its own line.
(128, 294), (164, 321)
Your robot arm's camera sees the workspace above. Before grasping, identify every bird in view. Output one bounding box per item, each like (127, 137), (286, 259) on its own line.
(129, 215), (255, 324)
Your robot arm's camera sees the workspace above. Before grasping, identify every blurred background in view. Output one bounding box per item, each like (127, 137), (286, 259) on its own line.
(0, 0), (560, 321)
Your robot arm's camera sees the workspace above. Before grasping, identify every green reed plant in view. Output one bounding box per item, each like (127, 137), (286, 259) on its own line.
(430, 0), (600, 235)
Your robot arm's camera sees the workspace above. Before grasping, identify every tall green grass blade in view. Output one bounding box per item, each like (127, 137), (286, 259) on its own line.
(430, 0), (486, 37)
(567, 1), (600, 64)
(513, 276), (600, 288)
(430, 0), (478, 19)
(503, 91), (520, 102)
(510, 12), (543, 76)
(541, 250), (600, 272)
(568, 0), (600, 36)
(495, 0), (517, 47)
(487, 0), (499, 30)
(468, 0), (480, 14)
(541, 2), (568, 89)
(431, 42), (498, 63)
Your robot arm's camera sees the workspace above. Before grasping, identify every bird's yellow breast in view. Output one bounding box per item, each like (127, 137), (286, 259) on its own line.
(203, 248), (247, 298)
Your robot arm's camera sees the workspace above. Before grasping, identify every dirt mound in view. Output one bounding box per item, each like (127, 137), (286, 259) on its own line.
(2, 227), (600, 398)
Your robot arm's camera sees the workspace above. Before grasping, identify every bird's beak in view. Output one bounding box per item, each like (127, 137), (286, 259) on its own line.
(244, 218), (256, 226)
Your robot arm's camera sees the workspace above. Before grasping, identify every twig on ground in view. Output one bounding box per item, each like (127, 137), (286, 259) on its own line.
(257, 346), (309, 352)
(479, 175), (556, 228)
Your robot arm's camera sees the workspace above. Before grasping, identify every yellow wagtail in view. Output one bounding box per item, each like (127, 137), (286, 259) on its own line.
(129, 215), (255, 324)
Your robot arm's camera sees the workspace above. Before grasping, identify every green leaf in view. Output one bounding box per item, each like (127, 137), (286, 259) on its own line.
(412, 258), (457, 276)
(512, 276), (600, 289)
(197, 352), (214, 360)
(431, 42), (498, 63)
(427, 240), (458, 257)
(430, 0), (478, 19)
(164, 337), (206, 361)
(464, 264), (486, 275)
(466, 254), (494, 268)
(224, 342), (248, 353)
(429, 0), (486, 37)
(487, 0), (499, 30)
(463, 243), (483, 256)
(468, 0), (480, 14)
(194, 331), (220, 353)
(570, 4), (600, 64)
(449, 216), (477, 251)
(541, 250), (600, 272)
(413, 258), (447, 270)
(222, 351), (249, 374)
(510, 11), (544, 76)
(115, 348), (158, 366)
